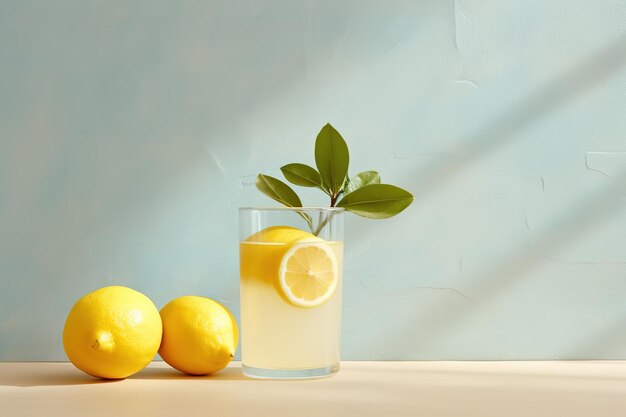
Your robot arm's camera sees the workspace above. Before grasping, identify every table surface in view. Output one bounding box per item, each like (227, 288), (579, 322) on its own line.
(1, 361), (625, 417)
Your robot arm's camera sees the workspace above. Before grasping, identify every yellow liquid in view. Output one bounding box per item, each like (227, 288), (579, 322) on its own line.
(239, 241), (343, 369)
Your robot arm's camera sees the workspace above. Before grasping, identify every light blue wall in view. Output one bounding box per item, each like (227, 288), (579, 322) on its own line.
(1, 1), (626, 360)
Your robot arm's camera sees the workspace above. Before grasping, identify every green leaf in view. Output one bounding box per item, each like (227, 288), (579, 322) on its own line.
(256, 174), (313, 230)
(336, 184), (414, 219)
(281, 163), (323, 188)
(314, 123), (349, 196)
(344, 171), (380, 194)
(255, 174), (303, 207)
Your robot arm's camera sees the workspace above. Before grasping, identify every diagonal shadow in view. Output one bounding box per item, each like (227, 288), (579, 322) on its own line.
(364, 167), (626, 359)
(563, 315), (626, 360)
(352, 36), (626, 358)
(408, 168), (626, 357)
(410, 35), (626, 199)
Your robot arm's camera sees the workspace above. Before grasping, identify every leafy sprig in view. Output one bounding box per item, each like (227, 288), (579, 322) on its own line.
(256, 123), (413, 233)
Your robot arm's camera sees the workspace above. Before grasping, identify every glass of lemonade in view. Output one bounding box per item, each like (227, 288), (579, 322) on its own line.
(238, 207), (344, 379)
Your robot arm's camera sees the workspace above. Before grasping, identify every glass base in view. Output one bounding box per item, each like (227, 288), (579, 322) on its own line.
(242, 363), (340, 380)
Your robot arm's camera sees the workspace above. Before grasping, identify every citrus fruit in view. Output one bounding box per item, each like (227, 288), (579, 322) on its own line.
(240, 226), (320, 285)
(278, 240), (338, 308)
(63, 286), (162, 379)
(245, 225), (317, 244)
(159, 296), (238, 375)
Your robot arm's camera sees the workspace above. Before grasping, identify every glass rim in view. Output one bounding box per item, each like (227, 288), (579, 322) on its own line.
(239, 206), (345, 212)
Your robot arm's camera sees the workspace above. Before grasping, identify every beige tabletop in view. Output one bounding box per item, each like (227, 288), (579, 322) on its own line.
(1, 361), (625, 417)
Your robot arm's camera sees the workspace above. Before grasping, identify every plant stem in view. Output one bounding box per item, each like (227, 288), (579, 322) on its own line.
(297, 211), (314, 233)
(312, 210), (335, 236)
(329, 189), (343, 207)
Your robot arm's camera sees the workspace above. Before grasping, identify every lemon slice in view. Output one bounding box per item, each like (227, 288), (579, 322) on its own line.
(278, 240), (338, 308)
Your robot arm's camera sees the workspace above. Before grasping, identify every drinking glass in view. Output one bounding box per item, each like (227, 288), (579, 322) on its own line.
(238, 207), (344, 379)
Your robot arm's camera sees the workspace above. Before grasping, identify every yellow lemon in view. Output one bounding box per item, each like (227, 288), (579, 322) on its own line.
(279, 240), (339, 308)
(245, 225), (316, 244)
(159, 296), (238, 375)
(240, 226), (320, 285)
(63, 286), (162, 379)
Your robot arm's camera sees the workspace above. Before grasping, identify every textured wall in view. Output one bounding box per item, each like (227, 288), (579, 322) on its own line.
(1, 1), (626, 360)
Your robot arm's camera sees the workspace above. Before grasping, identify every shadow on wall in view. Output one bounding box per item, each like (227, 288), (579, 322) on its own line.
(417, 35), (626, 204)
(565, 316), (626, 359)
(351, 35), (626, 358)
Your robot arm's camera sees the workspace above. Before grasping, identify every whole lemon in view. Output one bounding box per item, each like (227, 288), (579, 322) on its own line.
(159, 296), (238, 375)
(63, 286), (162, 379)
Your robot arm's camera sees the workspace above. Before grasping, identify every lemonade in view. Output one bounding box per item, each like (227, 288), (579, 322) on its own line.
(241, 124), (412, 378)
(240, 240), (343, 370)
(238, 209), (344, 379)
